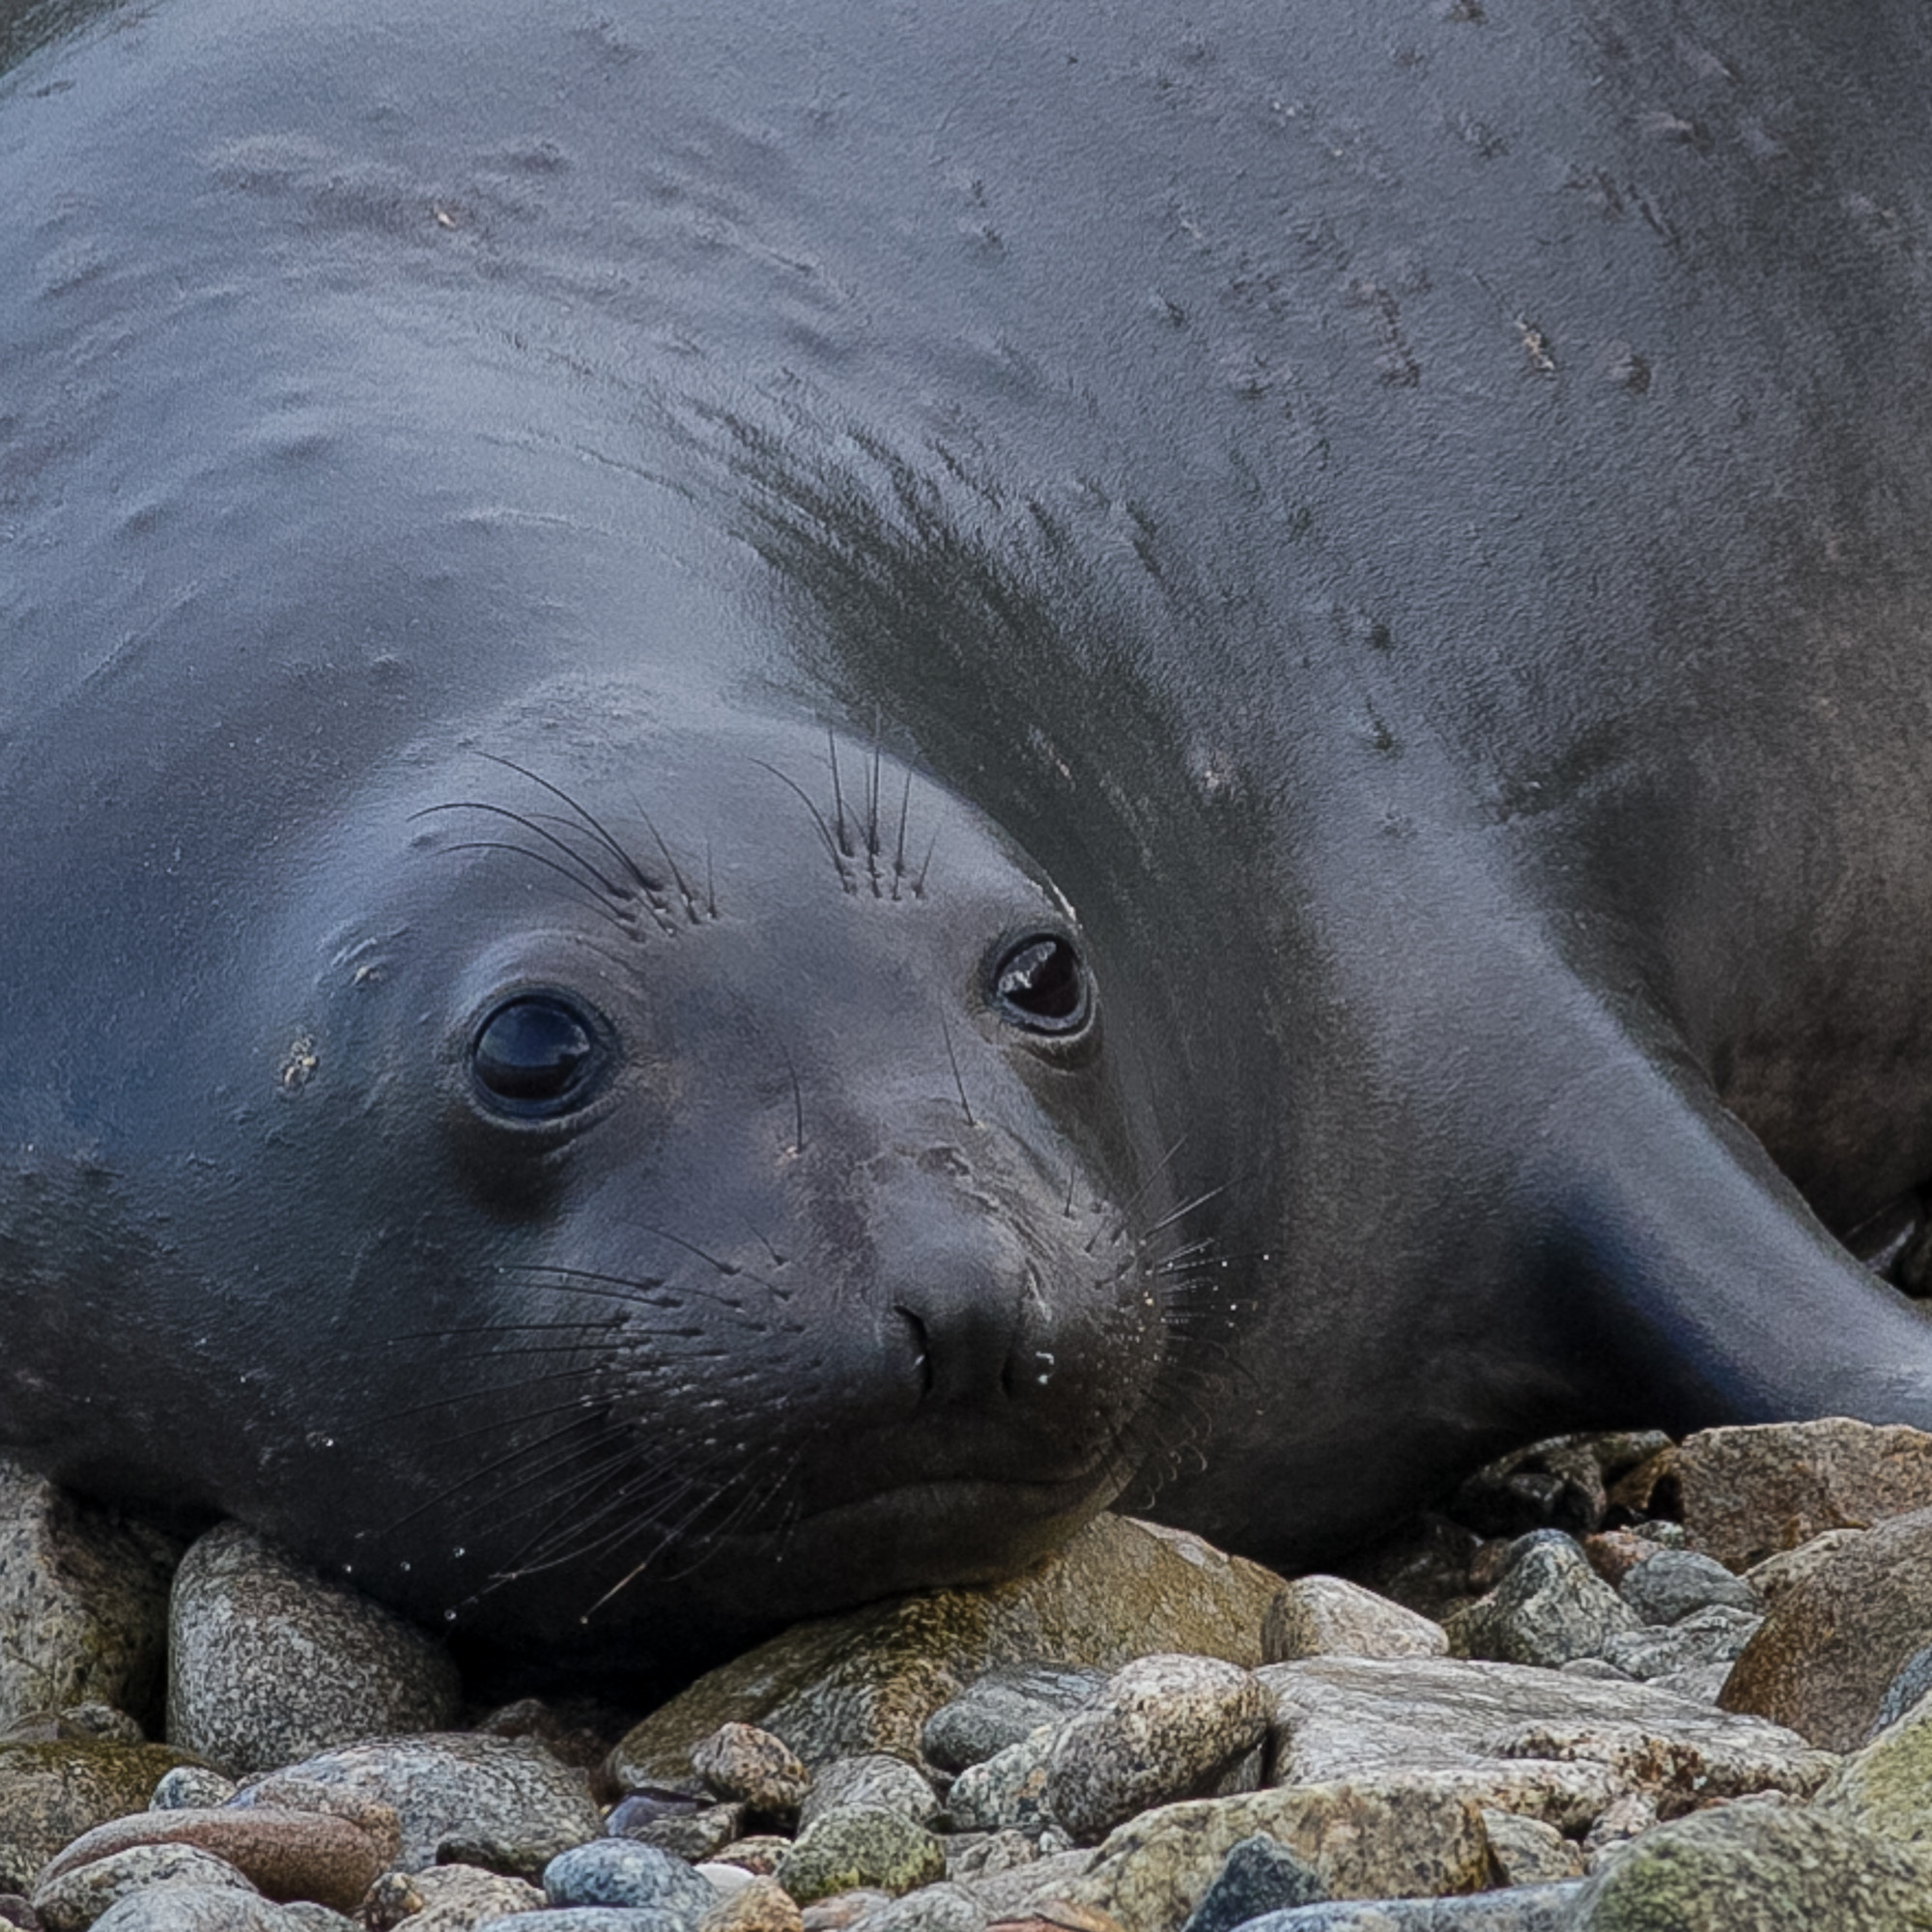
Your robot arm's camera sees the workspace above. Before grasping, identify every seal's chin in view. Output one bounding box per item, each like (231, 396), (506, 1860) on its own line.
(679, 1467), (1125, 1621)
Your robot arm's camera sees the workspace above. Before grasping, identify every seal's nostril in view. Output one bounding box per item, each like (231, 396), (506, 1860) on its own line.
(896, 1305), (934, 1396)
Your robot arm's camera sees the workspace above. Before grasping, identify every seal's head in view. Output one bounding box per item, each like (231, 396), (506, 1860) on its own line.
(164, 708), (1177, 1666)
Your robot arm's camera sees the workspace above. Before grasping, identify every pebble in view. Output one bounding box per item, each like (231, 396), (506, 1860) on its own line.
(88, 1888), (345, 1932)
(1043, 1657), (1268, 1845)
(1229, 1889), (1583, 1930)
(240, 1736), (601, 1876)
(1614, 1548), (1760, 1624)
(775, 1808), (946, 1905)
(32, 1845), (259, 1932)
(695, 1874), (802, 1932)
(542, 1840), (723, 1922)
(611, 1806), (744, 1863)
(690, 1731), (810, 1818)
(921, 1674), (1103, 1776)
(34, 1808), (396, 1915)
(166, 1528), (460, 1777)
(0, 1745), (208, 1893)
(1445, 1535), (1642, 1668)
(796, 1760), (937, 1833)
(943, 1737), (1055, 1836)
(1175, 1833), (1325, 1932)
(485, 1912), (698, 1932)
(362, 1862), (543, 1932)
(1594, 1605), (1762, 1680)
(148, 1779), (235, 1817)
(1261, 1579), (1447, 1665)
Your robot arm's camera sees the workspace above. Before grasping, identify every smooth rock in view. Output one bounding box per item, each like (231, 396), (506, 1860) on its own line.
(1444, 1536), (1641, 1670)
(166, 1528), (460, 1776)
(945, 1736), (1056, 1835)
(1261, 1581), (1446, 1667)
(691, 1730), (810, 1818)
(797, 1893), (891, 1932)
(242, 1737), (600, 1877)
(1260, 1657), (1833, 1824)
(0, 1745), (206, 1892)
(1476, 1812), (1582, 1887)
(32, 1845), (257, 1932)
(958, 1850), (1094, 1923)
(610, 1518), (1287, 1785)
(1569, 1801), (1932, 1928)
(1813, 1682), (1932, 1846)
(35, 1808), (395, 1915)
(1741, 1528), (1865, 1610)
(837, 1884), (984, 1932)
(797, 1760), (937, 1833)
(942, 1834), (1037, 1884)
(614, 1805), (744, 1863)
(775, 1808), (945, 1905)
(922, 1673), (1104, 1776)
(1045, 1658), (1267, 1846)
(1719, 1503), (1932, 1747)
(88, 1888), (332, 1932)
(1594, 1605), (1762, 1681)
(1677, 1417), (1932, 1571)
(362, 1862), (543, 1932)
(1615, 1550), (1760, 1625)
(707, 1840), (792, 1879)
(1231, 1889), (1583, 1930)
(483, 1913), (696, 1932)
(696, 1875), (804, 1932)
(543, 1840), (722, 1921)
(1869, 1646), (1932, 1741)
(0, 1462), (182, 1737)
(1060, 1776), (1492, 1932)
(1175, 1833), (1324, 1932)
(150, 1776), (237, 1815)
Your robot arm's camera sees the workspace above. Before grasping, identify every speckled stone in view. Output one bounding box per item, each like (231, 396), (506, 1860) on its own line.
(34, 1807), (395, 1915)
(0, 1461), (183, 1737)
(361, 1862), (543, 1932)
(691, 1730), (810, 1818)
(921, 1672), (1104, 1776)
(89, 1888), (343, 1932)
(612, 1805), (744, 1863)
(1229, 1889), (1583, 1930)
(610, 1517), (1287, 1786)
(32, 1844), (258, 1932)
(1570, 1804), (1932, 1929)
(696, 1874), (802, 1932)
(797, 1760), (937, 1833)
(1045, 1657), (1268, 1845)
(1060, 1777), (1493, 1932)
(0, 1745), (207, 1892)
(543, 1839), (722, 1923)
(484, 1913), (696, 1932)
(1445, 1535), (1642, 1669)
(1595, 1605), (1762, 1681)
(150, 1776), (237, 1815)
(166, 1528), (460, 1777)
(706, 1840), (792, 1880)
(1677, 1418), (1932, 1571)
(1615, 1551), (1759, 1626)
(242, 1736), (601, 1877)
(1477, 1811), (1583, 1886)
(838, 1883), (984, 1932)
(1815, 1676), (1932, 1846)
(775, 1807), (945, 1905)
(1175, 1833), (1325, 1932)
(1719, 1505), (1932, 1747)
(943, 1733), (1055, 1835)
(1261, 1580), (1447, 1665)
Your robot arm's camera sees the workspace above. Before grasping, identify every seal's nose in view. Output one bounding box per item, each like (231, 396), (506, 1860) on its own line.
(886, 1211), (1039, 1407)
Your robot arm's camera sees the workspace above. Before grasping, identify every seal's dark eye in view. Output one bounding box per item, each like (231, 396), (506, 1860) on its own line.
(471, 995), (600, 1115)
(991, 935), (1091, 1035)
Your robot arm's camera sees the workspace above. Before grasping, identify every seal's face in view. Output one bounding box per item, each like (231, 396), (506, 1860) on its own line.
(216, 716), (1172, 1653)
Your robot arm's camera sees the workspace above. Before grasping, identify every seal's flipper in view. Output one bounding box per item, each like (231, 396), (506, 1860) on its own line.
(1521, 1049), (1932, 1434)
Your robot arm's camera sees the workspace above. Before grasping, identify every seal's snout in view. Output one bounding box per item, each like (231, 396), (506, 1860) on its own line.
(885, 1211), (1036, 1407)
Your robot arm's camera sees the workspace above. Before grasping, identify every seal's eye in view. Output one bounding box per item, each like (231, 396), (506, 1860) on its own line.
(471, 995), (600, 1115)
(991, 934), (1091, 1036)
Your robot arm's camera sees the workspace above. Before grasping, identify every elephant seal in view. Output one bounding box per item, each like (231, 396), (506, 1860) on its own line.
(5, 0), (1932, 1673)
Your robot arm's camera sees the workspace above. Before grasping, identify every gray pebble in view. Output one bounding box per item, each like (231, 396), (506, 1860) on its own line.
(88, 1889), (316, 1932)
(1045, 1655), (1267, 1845)
(920, 1671), (1103, 1776)
(775, 1807), (945, 1905)
(34, 1846), (256, 1932)
(151, 1773), (239, 1814)
(942, 1733), (1055, 1835)
(1868, 1642), (1932, 1740)
(798, 1760), (938, 1833)
(838, 1885), (985, 1932)
(1179, 1833), (1326, 1932)
(543, 1841), (720, 1925)
(481, 1914), (696, 1932)
(1232, 1885), (1584, 1929)
(167, 1526), (460, 1777)
(245, 1736), (601, 1878)
(1597, 1605), (1762, 1681)
(1447, 1533), (1642, 1668)
(1617, 1549), (1761, 1625)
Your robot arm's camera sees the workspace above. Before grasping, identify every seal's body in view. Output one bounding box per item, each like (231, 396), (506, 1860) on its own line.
(5, 0), (1932, 1662)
